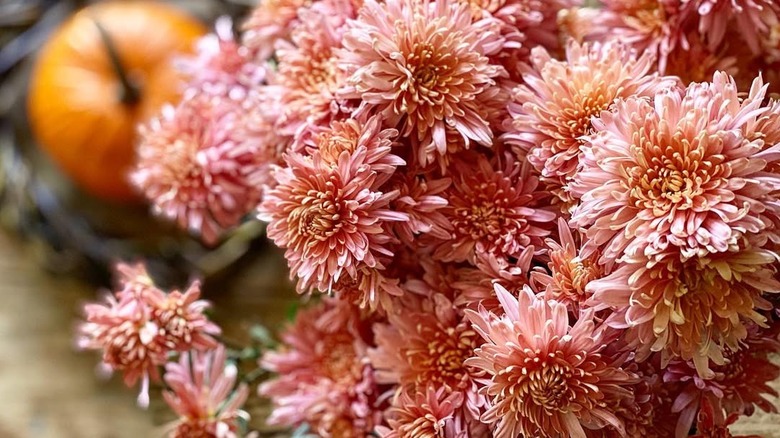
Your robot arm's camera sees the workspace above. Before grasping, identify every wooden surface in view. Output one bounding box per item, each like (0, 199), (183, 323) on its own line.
(0, 228), (779, 437)
(0, 230), (295, 438)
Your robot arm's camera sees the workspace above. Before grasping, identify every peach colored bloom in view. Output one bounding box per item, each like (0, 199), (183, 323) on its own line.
(663, 30), (740, 85)
(112, 265), (221, 353)
(571, 73), (780, 264)
(532, 219), (603, 313)
(466, 284), (637, 438)
(684, 0), (780, 54)
(145, 280), (221, 352)
(338, 0), (506, 167)
(690, 397), (762, 438)
(577, 0), (686, 72)
(304, 116), (404, 175)
(387, 173), (452, 247)
(134, 91), (271, 245)
(78, 289), (166, 407)
(78, 262), (220, 407)
(331, 265), (405, 313)
(452, 246), (534, 312)
(589, 242), (779, 378)
(433, 153), (556, 264)
(258, 148), (408, 294)
(273, 9), (351, 142)
(241, 0), (311, 60)
(377, 385), (467, 438)
(506, 40), (677, 209)
(180, 17), (265, 100)
(259, 299), (384, 437)
(370, 294), (485, 421)
(163, 345), (251, 438)
(664, 328), (780, 438)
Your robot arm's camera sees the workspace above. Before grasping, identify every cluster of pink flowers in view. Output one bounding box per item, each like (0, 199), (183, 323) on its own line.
(77, 263), (252, 437)
(117, 0), (780, 436)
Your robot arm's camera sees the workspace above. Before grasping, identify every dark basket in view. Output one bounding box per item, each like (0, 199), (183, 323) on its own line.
(0, 0), (264, 287)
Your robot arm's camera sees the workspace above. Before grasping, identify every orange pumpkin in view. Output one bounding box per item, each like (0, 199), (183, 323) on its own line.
(27, 1), (206, 203)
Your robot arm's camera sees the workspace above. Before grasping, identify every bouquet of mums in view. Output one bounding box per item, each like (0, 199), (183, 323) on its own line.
(74, 0), (780, 436)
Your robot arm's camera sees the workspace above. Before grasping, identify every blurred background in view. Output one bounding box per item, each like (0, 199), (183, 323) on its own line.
(0, 1), (296, 436)
(0, 0), (778, 437)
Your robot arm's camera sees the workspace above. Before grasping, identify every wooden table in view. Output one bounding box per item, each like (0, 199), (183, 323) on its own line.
(0, 229), (778, 437)
(0, 229), (295, 437)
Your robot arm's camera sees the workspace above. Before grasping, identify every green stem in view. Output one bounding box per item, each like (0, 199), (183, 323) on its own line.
(241, 366), (268, 384)
(91, 19), (140, 105)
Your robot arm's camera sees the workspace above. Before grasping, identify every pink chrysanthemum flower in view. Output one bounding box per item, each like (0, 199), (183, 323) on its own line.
(134, 91), (272, 245)
(601, 361), (680, 438)
(113, 261), (156, 300)
(241, 0), (310, 60)
(460, 0), (576, 83)
(506, 40), (676, 208)
(387, 173), (452, 247)
(466, 284), (637, 438)
(304, 116), (404, 174)
(589, 242), (780, 377)
(370, 293), (485, 421)
(664, 329), (780, 437)
(145, 280), (221, 352)
(663, 30), (740, 85)
(180, 17), (265, 100)
(684, 0), (780, 54)
(433, 153), (555, 264)
(163, 345), (251, 438)
(402, 258), (464, 301)
(578, 0), (686, 72)
(690, 397), (762, 438)
(330, 265), (405, 313)
(339, 0), (506, 167)
(376, 385), (466, 438)
(571, 73), (780, 263)
(78, 262), (221, 407)
(459, 0), (575, 45)
(259, 299), (384, 437)
(111, 265), (221, 351)
(258, 148), (408, 293)
(78, 287), (167, 407)
(532, 219), (604, 313)
(273, 9), (350, 142)
(452, 246), (534, 312)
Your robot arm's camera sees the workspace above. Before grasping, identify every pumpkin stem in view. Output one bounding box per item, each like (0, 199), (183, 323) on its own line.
(91, 19), (140, 105)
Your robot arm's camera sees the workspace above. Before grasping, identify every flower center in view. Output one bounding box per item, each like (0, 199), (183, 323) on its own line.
(453, 183), (513, 240)
(321, 334), (362, 384)
(405, 42), (451, 106)
(717, 351), (745, 382)
(411, 323), (480, 391)
(525, 364), (575, 412)
(626, 135), (721, 214)
(560, 92), (611, 151)
(291, 182), (343, 240)
(173, 421), (217, 438)
(551, 252), (602, 304)
(102, 324), (162, 371)
(305, 55), (338, 92)
(616, 0), (666, 35)
(318, 129), (359, 163)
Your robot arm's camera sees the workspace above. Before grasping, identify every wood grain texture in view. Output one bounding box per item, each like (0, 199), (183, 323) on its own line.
(0, 231), (157, 438)
(0, 228), (779, 437)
